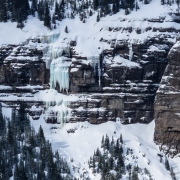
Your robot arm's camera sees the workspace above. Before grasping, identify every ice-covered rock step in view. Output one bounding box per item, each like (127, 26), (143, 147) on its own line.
(0, 85), (48, 93)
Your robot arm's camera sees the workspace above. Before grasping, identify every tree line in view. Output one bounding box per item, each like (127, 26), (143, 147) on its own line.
(0, 102), (73, 180)
(1, 0), (180, 30)
(0, 0), (65, 29)
(0, 0), (151, 30)
(88, 133), (178, 180)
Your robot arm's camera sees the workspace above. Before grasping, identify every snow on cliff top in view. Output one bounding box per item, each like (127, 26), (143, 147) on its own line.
(0, 17), (48, 45)
(0, 1), (180, 53)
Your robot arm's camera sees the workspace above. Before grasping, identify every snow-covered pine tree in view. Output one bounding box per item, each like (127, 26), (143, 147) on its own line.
(65, 25), (68, 33)
(165, 157), (170, 171)
(44, 1), (51, 29)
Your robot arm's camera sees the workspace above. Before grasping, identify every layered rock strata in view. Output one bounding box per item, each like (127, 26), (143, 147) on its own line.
(66, 35), (172, 124)
(0, 34), (174, 124)
(0, 40), (49, 88)
(154, 41), (180, 156)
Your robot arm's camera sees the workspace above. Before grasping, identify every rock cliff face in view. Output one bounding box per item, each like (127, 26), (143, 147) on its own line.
(154, 41), (180, 156)
(0, 40), (49, 89)
(0, 34), (174, 125)
(66, 35), (172, 124)
(0, 39), (49, 120)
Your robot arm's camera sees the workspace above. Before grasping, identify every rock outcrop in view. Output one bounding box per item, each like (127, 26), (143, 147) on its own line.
(154, 41), (180, 156)
(67, 35), (172, 124)
(0, 40), (49, 88)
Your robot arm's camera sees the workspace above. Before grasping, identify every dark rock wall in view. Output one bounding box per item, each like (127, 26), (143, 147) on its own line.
(0, 34), (174, 126)
(154, 41), (180, 156)
(67, 36), (172, 124)
(0, 42), (50, 88)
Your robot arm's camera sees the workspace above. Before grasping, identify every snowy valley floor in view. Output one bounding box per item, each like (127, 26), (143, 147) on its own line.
(3, 105), (180, 180)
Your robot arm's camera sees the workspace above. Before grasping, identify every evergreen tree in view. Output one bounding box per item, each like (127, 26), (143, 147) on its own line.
(112, 3), (116, 14)
(44, 2), (51, 29)
(0, 0), (8, 22)
(37, 125), (45, 144)
(14, 163), (20, 180)
(0, 106), (72, 180)
(93, 0), (99, 10)
(104, 134), (110, 150)
(101, 136), (104, 148)
(177, 0), (180, 10)
(126, 0), (135, 9)
(31, 0), (37, 16)
(116, 0), (120, 12)
(65, 26), (68, 33)
(55, 1), (60, 20)
(108, 156), (114, 170)
(38, 0), (45, 21)
(0, 104), (6, 137)
(96, 12), (100, 22)
(89, 9), (93, 16)
(7, 121), (14, 147)
(120, 134), (123, 144)
(132, 166), (139, 180)
(17, 102), (29, 133)
(165, 158), (170, 171)
(16, 17), (24, 29)
(161, 0), (165, 5)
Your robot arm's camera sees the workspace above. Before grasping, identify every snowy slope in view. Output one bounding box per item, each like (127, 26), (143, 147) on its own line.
(0, 17), (49, 45)
(3, 103), (180, 180)
(3, 103), (176, 180)
(27, 113), (180, 180)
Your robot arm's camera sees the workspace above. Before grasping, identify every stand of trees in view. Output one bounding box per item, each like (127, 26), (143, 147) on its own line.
(0, 102), (73, 180)
(0, 0), (65, 29)
(88, 134), (156, 180)
(0, 0), (179, 30)
(0, 0), (151, 29)
(88, 134), (141, 180)
(0, 0), (30, 28)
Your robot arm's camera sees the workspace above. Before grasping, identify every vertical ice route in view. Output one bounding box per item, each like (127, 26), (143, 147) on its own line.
(42, 33), (71, 125)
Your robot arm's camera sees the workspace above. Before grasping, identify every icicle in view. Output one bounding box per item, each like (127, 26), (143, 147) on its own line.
(128, 117), (132, 123)
(129, 41), (133, 61)
(90, 56), (101, 87)
(98, 57), (101, 86)
(84, 70), (86, 81)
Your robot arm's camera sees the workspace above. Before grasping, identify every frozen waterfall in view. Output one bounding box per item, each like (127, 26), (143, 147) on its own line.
(50, 57), (70, 91)
(40, 33), (60, 44)
(41, 33), (71, 125)
(44, 96), (70, 124)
